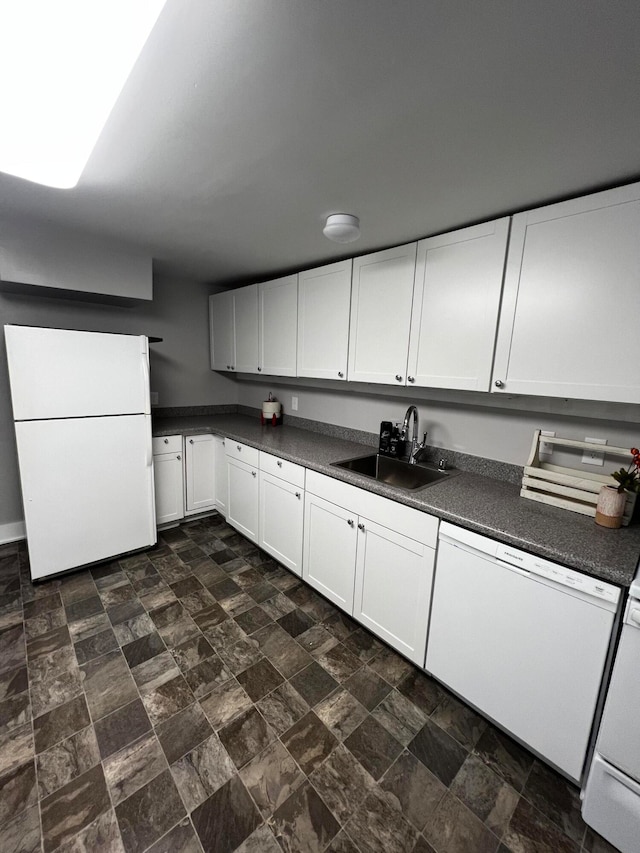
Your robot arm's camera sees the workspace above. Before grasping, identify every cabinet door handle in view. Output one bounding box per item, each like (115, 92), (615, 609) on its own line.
(407, 376), (415, 383)
(277, 460), (282, 467)
(358, 522), (365, 531)
(295, 492), (301, 499)
(189, 439), (194, 444)
(347, 519), (354, 527)
(252, 471), (257, 478)
(494, 379), (504, 388)
(177, 454), (181, 460)
(164, 438), (169, 444)
(338, 371), (344, 378)
(395, 374), (402, 382)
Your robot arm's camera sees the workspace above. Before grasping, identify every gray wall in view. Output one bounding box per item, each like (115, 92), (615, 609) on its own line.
(0, 276), (237, 528)
(235, 376), (640, 468)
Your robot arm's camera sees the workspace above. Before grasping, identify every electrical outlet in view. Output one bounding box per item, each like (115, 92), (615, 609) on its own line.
(582, 436), (607, 466)
(291, 396), (298, 412)
(539, 430), (555, 460)
(150, 391), (159, 406)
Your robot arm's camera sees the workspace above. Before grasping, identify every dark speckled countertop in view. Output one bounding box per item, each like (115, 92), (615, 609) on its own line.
(153, 414), (640, 588)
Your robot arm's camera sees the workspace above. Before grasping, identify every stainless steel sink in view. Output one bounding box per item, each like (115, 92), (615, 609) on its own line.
(331, 453), (456, 491)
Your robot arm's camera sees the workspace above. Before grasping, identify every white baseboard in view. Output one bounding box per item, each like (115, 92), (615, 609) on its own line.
(0, 521), (26, 545)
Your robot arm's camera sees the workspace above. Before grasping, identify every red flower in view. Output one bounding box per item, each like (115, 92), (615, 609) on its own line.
(632, 448), (639, 455)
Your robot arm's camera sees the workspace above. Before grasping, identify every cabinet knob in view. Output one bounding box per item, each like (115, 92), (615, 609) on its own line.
(295, 492), (301, 499)
(494, 379), (504, 388)
(177, 454), (181, 460)
(257, 366), (262, 372)
(237, 445), (241, 451)
(277, 460), (282, 467)
(395, 374), (403, 382)
(252, 470), (257, 478)
(164, 438), (169, 444)
(407, 376), (415, 383)
(358, 522), (365, 531)
(226, 365), (231, 370)
(189, 439), (194, 444)
(338, 371), (344, 378)
(222, 440), (225, 446)
(231, 365), (235, 371)
(347, 519), (354, 527)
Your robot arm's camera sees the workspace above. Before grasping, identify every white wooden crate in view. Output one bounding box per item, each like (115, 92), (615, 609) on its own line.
(521, 431), (637, 525)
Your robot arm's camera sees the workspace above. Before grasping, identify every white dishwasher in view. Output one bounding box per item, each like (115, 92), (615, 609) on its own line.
(426, 522), (620, 782)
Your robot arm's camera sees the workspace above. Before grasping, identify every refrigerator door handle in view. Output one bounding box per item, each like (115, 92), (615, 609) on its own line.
(140, 337), (151, 415)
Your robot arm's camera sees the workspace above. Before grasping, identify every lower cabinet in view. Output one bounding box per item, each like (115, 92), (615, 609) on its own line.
(259, 472), (304, 575)
(214, 435), (228, 517)
(152, 435), (184, 526)
(226, 442), (259, 543)
(185, 434), (216, 515)
(303, 492), (358, 609)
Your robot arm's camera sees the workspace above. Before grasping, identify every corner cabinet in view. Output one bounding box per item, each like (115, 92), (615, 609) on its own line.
(407, 218), (509, 391)
(347, 243), (418, 385)
(297, 260), (352, 381)
(214, 435), (228, 517)
(492, 182), (640, 403)
(152, 436), (185, 526)
(209, 285), (259, 374)
(209, 290), (235, 371)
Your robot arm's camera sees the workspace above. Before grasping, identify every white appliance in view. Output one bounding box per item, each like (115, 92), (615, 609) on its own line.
(582, 575), (640, 853)
(5, 325), (156, 580)
(426, 522), (620, 782)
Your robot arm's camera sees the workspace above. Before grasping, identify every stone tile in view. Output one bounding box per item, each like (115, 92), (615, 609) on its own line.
(112, 613), (156, 646)
(184, 654), (232, 698)
(193, 604), (228, 631)
(234, 824), (281, 853)
(24, 608), (67, 641)
(277, 608), (315, 637)
(308, 743), (376, 824)
(235, 605), (272, 635)
(240, 738), (304, 818)
(26, 623), (70, 662)
(141, 674), (194, 726)
(107, 599), (146, 626)
(37, 725), (101, 798)
(93, 698), (152, 760)
(103, 731), (167, 806)
(522, 759), (586, 843)
(321, 611), (359, 642)
(171, 731), (235, 811)
(236, 657), (284, 701)
(204, 618), (246, 650)
(145, 816), (201, 853)
(181, 588), (218, 615)
(261, 592), (297, 620)
(474, 724), (534, 791)
(121, 631), (166, 668)
(73, 627), (119, 664)
(314, 687), (369, 741)
(0, 758), (38, 826)
(100, 584), (137, 609)
(290, 660), (340, 707)
(0, 690), (31, 733)
(342, 627), (384, 662)
(40, 763), (111, 853)
(257, 682), (310, 736)
(170, 575), (204, 598)
(409, 718), (469, 787)
(0, 722), (34, 777)
(343, 785), (419, 853)
(131, 651), (180, 694)
(55, 808), (124, 853)
(381, 750), (447, 831)
(253, 623), (311, 678)
(451, 752), (519, 836)
(115, 769), (185, 853)
(217, 635), (264, 674)
(23, 592), (62, 620)
(0, 803), (41, 853)
(297, 624), (339, 658)
(0, 625), (25, 674)
(269, 780), (340, 853)
(344, 715), (403, 780)
(583, 827), (621, 853)
(200, 679), (254, 730)
(344, 665), (392, 710)
(209, 576), (241, 600)
(281, 710), (338, 775)
(80, 650), (138, 721)
(424, 791), (500, 853)
(219, 705), (277, 769)
(368, 645), (414, 685)
(65, 595), (104, 624)
(60, 577), (97, 607)
(156, 702), (213, 765)
(0, 664), (28, 702)
(191, 775), (261, 853)
(68, 612), (112, 643)
(315, 643), (362, 682)
(34, 694), (91, 754)
(397, 669), (444, 715)
(326, 830), (362, 853)
(372, 687), (429, 746)
(219, 591), (256, 618)
(140, 586), (178, 612)
(431, 691), (488, 751)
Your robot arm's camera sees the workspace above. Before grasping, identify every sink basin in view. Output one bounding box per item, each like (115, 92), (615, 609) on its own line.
(331, 453), (455, 491)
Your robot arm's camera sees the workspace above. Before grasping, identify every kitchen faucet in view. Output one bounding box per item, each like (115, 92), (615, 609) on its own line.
(402, 405), (428, 464)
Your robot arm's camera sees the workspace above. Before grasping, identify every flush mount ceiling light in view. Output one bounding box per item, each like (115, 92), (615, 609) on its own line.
(323, 213), (361, 243)
(0, 0), (166, 189)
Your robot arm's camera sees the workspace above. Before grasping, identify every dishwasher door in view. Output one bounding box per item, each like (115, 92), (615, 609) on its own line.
(426, 536), (616, 781)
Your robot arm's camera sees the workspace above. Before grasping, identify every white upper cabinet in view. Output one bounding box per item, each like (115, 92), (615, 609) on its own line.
(209, 291), (235, 371)
(347, 243), (417, 385)
(259, 275), (298, 376)
(234, 284), (260, 373)
(297, 260), (352, 381)
(407, 218), (510, 391)
(493, 183), (640, 403)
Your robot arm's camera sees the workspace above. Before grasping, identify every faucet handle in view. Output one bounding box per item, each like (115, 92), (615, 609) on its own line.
(422, 431), (428, 446)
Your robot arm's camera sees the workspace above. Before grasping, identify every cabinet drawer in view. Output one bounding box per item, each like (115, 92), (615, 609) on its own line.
(259, 451), (305, 487)
(152, 435), (182, 455)
(226, 439), (259, 467)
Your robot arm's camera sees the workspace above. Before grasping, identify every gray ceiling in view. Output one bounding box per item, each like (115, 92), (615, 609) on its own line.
(1, 0), (639, 286)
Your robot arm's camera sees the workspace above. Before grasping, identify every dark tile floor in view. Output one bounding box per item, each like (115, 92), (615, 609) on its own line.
(0, 515), (621, 853)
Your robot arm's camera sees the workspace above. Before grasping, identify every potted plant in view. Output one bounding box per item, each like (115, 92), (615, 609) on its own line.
(595, 448), (640, 528)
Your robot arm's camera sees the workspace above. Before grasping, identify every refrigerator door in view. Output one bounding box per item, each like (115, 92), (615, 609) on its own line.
(16, 415), (156, 579)
(5, 325), (150, 420)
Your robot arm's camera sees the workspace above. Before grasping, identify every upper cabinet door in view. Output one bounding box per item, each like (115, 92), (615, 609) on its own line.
(297, 260), (352, 381)
(234, 284), (259, 374)
(348, 243), (417, 385)
(209, 291), (235, 371)
(259, 275), (298, 376)
(407, 218), (509, 392)
(493, 183), (640, 403)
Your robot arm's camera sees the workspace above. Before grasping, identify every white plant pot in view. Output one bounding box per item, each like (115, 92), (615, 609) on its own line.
(595, 485), (627, 529)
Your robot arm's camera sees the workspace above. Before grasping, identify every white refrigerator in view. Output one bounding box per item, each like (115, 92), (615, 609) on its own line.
(5, 325), (157, 580)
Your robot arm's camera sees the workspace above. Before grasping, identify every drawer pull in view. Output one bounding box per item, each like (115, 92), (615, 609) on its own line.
(237, 445), (241, 451)
(295, 492), (301, 499)
(252, 471), (257, 478)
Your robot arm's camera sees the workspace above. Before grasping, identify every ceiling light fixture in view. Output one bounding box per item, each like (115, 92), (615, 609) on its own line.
(323, 214), (361, 243)
(0, 0), (167, 189)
